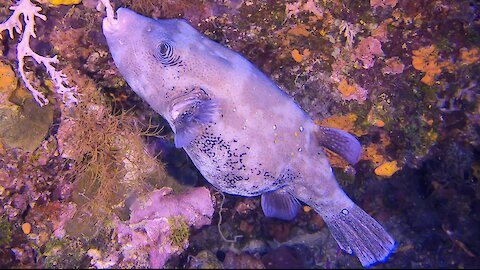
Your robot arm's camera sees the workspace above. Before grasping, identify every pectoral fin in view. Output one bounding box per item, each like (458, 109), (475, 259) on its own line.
(261, 189), (301, 221)
(170, 87), (220, 148)
(174, 124), (201, 148)
(314, 126), (362, 164)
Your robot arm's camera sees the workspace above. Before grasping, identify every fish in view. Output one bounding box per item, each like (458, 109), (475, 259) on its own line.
(102, 7), (396, 267)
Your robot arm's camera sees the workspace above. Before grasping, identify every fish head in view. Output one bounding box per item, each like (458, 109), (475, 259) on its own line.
(102, 8), (201, 101)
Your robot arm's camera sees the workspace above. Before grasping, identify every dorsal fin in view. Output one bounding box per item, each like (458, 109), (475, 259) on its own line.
(170, 87), (220, 148)
(314, 126), (362, 164)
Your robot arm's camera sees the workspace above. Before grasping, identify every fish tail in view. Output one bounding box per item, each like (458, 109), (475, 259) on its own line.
(322, 203), (396, 267)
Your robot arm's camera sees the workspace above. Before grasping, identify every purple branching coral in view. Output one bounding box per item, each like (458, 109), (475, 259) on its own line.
(113, 187), (215, 268)
(0, 0), (78, 106)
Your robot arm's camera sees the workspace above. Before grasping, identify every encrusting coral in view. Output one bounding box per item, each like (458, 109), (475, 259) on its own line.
(412, 45), (442, 86)
(374, 160), (400, 177)
(113, 187), (214, 268)
(354, 37), (384, 69)
(337, 78), (368, 103)
(48, 0), (82, 5)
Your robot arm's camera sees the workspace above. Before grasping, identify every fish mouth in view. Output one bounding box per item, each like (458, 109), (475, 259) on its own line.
(102, 14), (119, 34)
(102, 8), (144, 34)
(102, 8), (132, 34)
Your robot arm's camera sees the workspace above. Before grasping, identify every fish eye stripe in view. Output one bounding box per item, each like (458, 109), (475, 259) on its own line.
(154, 41), (183, 67)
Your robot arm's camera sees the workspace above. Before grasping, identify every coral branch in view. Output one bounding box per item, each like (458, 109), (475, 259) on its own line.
(97, 0), (115, 23)
(0, 0), (78, 107)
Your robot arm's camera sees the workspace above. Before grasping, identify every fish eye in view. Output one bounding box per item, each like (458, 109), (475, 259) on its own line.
(154, 41), (183, 67)
(159, 43), (168, 54)
(158, 41), (172, 57)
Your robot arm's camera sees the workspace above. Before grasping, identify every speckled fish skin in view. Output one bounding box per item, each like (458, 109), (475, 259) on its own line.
(103, 8), (395, 267)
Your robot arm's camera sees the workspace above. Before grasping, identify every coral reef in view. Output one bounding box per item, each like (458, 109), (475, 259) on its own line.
(412, 45), (443, 86)
(113, 187), (214, 268)
(370, 0), (398, 9)
(0, 0), (478, 269)
(337, 78), (368, 103)
(374, 160), (400, 177)
(382, 56), (404, 75)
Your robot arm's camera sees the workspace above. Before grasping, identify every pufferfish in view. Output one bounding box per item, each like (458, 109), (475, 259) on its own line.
(102, 7), (395, 267)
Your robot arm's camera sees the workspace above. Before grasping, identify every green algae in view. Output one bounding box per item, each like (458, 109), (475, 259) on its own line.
(0, 216), (12, 246)
(0, 88), (54, 153)
(168, 216), (189, 248)
(41, 238), (89, 269)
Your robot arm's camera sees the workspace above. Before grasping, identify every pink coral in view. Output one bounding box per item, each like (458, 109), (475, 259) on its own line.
(285, 0), (302, 19)
(382, 57), (405, 75)
(354, 37), (384, 69)
(114, 187), (215, 268)
(371, 19), (393, 42)
(285, 0), (323, 20)
(303, 0), (323, 18)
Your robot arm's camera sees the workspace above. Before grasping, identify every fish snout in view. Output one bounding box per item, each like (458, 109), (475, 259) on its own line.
(102, 16), (119, 34)
(102, 8), (139, 35)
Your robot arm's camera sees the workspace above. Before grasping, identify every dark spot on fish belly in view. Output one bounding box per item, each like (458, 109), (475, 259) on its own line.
(279, 168), (299, 183)
(269, 168), (300, 189)
(191, 126), (300, 196)
(223, 173), (249, 189)
(164, 86), (177, 99)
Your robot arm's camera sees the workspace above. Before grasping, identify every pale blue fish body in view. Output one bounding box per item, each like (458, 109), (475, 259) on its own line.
(103, 8), (395, 267)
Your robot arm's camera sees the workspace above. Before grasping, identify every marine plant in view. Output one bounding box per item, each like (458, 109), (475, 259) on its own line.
(40, 237), (88, 268)
(168, 216), (189, 248)
(0, 216), (12, 246)
(56, 75), (166, 229)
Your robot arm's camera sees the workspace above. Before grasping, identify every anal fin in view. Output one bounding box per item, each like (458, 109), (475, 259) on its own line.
(261, 189), (301, 221)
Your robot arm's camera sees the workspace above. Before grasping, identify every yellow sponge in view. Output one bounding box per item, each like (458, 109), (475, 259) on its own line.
(375, 161), (400, 177)
(49, 0), (82, 5)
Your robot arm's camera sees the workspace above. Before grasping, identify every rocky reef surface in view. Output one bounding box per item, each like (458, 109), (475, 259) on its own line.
(0, 0), (479, 268)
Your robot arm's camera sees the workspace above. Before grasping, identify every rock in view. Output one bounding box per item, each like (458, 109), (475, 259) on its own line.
(187, 250), (223, 269)
(114, 187), (215, 268)
(0, 87), (54, 152)
(223, 252), (265, 269)
(261, 246), (304, 269)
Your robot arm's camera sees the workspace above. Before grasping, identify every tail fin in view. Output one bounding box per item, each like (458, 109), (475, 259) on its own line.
(323, 204), (396, 267)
